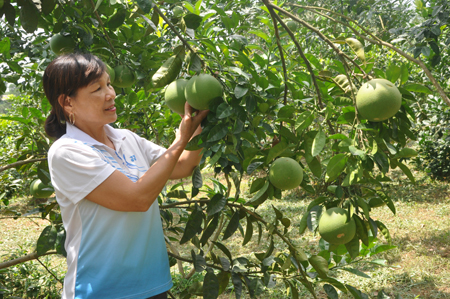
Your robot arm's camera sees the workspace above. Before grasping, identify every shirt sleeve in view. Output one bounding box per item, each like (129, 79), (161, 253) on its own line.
(48, 142), (116, 205)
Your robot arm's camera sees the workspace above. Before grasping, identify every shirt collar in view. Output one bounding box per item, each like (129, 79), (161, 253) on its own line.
(65, 123), (126, 150)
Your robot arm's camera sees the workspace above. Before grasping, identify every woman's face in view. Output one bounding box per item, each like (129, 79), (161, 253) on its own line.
(67, 71), (117, 130)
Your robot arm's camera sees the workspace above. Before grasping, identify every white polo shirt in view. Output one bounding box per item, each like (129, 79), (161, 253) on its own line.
(48, 123), (172, 299)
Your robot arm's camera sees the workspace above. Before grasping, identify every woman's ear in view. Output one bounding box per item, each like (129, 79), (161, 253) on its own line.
(58, 94), (73, 115)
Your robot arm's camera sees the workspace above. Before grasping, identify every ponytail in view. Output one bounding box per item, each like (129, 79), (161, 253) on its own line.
(45, 109), (67, 139)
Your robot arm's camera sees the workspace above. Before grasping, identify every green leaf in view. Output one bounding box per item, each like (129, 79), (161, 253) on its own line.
(323, 284), (339, 299)
(234, 85), (248, 99)
(312, 128), (326, 156)
(375, 220), (392, 245)
(326, 154), (348, 182)
(207, 194), (227, 216)
(403, 83), (432, 94)
(184, 13), (203, 29)
(217, 271), (231, 295)
(342, 267), (371, 278)
(397, 161), (415, 184)
(108, 9), (127, 30)
(222, 210), (240, 240)
(231, 272), (242, 299)
(192, 166), (203, 188)
(135, 0), (153, 13)
(309, 255), (329, 278)
(307, 157), (322, 178)
(191, 250), (207, 272)
(376, 191), (396, 215)
(246, 181), (269, 207)
(55, 227), (67, 257)
(249, 30), (270, 43)
(180, 204), (203, 244)
(0, 37), (10, 54)
(20, 1), (39, 33)
(200, 214), (219, 245)
(266, 141), (288, 164)
(344, 236), (360, 259)
(203, 268), (219, 299)
(242, 216), (253, 246)
(42, 0), (57, 15)
(400, 63), (409, 85)
(207, 125), (228, 143)
(386, 63), (402, 83)
(353, 214), (369, 246)
(346, 285), (368, 299)
(36, 225), (57, 255)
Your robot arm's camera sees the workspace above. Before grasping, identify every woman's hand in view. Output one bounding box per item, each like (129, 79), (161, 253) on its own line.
(175, 102), (209, 145)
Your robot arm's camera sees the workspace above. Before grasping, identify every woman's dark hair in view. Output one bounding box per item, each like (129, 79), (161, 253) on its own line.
(43, 53), (106, 139)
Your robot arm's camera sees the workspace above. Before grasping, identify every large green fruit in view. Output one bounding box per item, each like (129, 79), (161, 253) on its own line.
(50, 34), (76, 55)
(318, 207), (356, 245)
(30, 179), (54, 198)
(269, 157), (303, 190)
(106, 64), (115, 84)
(113, 65), (136, 88)
(356, 78), (402, 122)
(164, 78), (189, 115)
(184, 74), (223, 110)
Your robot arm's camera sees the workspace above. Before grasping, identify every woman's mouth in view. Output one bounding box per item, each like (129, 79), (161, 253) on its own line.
(105, 105), (116, 112)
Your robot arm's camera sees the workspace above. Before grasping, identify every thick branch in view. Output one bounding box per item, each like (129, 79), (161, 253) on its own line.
(267, 6), (335, 134)
(267, 3), (367, 77)
(0, 251), (58, 270)
(265, 3), (288, 105)
(0, 158), (47, 173)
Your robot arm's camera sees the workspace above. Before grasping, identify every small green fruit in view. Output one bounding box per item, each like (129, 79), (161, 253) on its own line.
(286, 20), (298, 31)
(173, 6), (184, 17)
(269, 157), (303, 190)
(50, 34), (76, 55)
(30, 179), (54, 198)
(164, 78), (189, 115)
(318, 207), (356, 245)
(356, 78), (402, 122)
(184, 74), (223, 110)
(113, 65), (136, 88)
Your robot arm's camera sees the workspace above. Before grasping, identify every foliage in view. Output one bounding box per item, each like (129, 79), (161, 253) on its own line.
(414, 97), (450, 180)
(1, 0), (449, 298)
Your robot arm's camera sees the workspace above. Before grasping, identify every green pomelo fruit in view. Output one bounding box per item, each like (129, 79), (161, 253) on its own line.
(173, 6), (184, 17)
(258, 102), (270, 113)
(286, 20), (298, 31)
(184, 74), (223, 110)
(164, 78), (189, 115)
(30, 179), (54, 198)
(106, 64), (115, 84)
(269, 157), (303, 190)
(113, 65), (136, 88)
(356, 78), (402, 122)
(50, 34), (76, 55)
(318, 207), (356, 245)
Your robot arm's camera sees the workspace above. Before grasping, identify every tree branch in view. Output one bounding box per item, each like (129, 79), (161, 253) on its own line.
(0, 251), (58, 270)
(88, 0), (117, 58)
(0, 158), (47, 173)
(290, 4), (450, 106)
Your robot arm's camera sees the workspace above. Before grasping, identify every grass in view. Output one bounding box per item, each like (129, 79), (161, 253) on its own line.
(1, 164), (450, 298)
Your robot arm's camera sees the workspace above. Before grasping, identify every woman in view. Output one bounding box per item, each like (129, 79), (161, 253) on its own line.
(44, 53), (208, 299)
